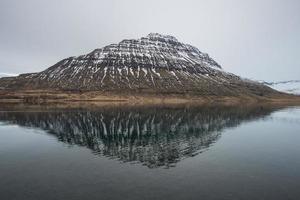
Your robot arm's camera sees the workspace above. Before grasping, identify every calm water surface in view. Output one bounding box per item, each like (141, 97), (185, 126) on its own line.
(0, 105), (300, 200)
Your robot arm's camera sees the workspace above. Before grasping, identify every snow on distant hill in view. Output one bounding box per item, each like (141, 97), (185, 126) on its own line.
(0, 73), (18, 78)
(263, 80), (300, 95)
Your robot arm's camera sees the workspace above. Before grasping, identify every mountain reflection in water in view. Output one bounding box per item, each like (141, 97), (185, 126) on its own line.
(0, 106), (276, 168)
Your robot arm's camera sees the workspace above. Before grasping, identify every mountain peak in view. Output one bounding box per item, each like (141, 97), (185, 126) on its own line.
(146, 33), (179, 42)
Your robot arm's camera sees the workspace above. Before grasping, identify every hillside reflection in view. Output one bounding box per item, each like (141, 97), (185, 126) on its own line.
(0, 106), (277, 168)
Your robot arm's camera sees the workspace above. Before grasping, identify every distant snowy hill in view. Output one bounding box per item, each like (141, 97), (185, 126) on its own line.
(263, 80), (300, 95)
(0, 73), (18, 78)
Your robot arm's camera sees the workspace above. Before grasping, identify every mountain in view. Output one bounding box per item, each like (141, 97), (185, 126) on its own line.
(263, 80), (300, 95)
(0, 33), (281, 98)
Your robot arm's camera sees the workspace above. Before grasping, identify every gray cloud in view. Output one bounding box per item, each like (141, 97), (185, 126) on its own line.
(0, 0), (299, 81)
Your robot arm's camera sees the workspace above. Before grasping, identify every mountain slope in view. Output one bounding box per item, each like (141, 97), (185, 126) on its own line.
(0, 33), (278, 97)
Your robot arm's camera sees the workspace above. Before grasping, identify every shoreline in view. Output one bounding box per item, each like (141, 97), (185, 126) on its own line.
(1, 89), (300, 107)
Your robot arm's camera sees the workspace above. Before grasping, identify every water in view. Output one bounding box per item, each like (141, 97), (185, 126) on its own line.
(0, 105), (300, 200)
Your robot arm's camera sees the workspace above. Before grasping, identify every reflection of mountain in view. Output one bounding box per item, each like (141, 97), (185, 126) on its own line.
(0, 106), (276, 168)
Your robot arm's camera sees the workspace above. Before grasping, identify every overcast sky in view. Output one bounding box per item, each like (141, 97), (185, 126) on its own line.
(0, 0), (299, 81)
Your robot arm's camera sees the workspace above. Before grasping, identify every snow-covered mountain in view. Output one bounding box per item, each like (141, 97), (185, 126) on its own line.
(263, 80), (300, 95)
(0, 33), (278, 96)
